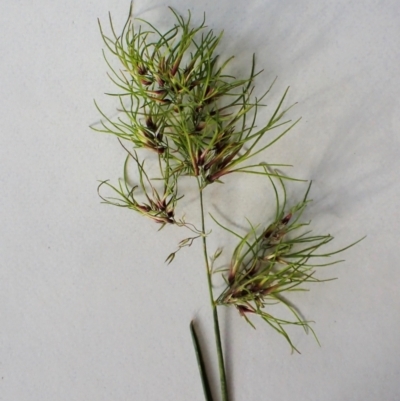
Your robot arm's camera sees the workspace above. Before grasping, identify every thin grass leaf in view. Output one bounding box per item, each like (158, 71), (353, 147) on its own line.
(190, 321), (215, 401)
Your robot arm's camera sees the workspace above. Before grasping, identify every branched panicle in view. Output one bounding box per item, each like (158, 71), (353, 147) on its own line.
(95, 7), (363, 398)
(94, 5), (299, 218)
(214, 179), (362, 352)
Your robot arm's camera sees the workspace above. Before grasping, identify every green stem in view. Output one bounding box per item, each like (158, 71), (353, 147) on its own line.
(197, 178), (229, 401)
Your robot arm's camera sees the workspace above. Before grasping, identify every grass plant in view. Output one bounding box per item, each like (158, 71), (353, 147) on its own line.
(93, 6), (361, 400)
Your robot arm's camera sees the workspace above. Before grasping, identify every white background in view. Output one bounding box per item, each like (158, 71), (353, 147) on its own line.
(1, 1), (399, 400)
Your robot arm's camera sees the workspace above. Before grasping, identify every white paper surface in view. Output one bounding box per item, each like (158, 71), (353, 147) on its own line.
(1, 1), (399, 400)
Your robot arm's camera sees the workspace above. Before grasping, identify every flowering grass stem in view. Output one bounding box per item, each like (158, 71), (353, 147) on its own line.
(197, 177), (229, 401)
(93, 6), (362, 399)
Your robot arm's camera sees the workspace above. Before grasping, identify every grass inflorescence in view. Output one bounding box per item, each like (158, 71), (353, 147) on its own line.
(93, 5), (298, 198)
(213, 177), (362, 352)
(94, 6), (362, 400)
